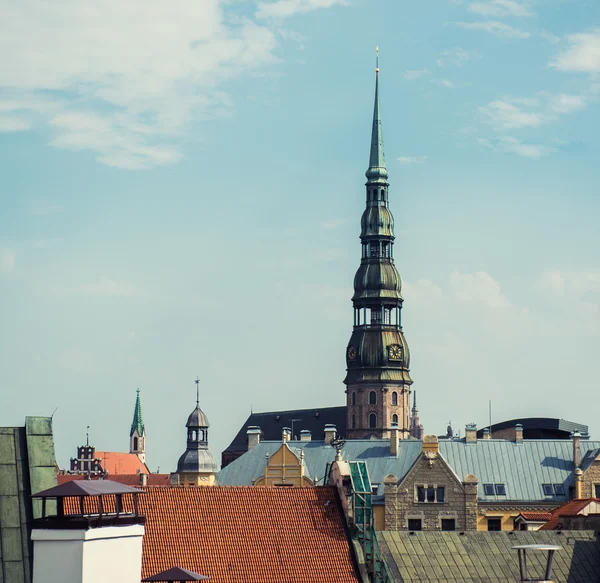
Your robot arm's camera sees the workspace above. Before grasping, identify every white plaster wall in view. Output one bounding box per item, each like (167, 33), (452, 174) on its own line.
(32, 525), (144, 583)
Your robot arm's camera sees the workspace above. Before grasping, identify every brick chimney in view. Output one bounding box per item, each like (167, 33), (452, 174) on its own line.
(515, 424), (523, 444)
(247, 426), (261, 450)
(300, 430), (311, 442)
(482, 428), (491, 440)
(324, 424), (337, 444)
(390, 423), (399, 457)
(463, 474), (479, 530)
(572, 431), (581, 468)
(465, 423), (477, 444)
(574, 468), (583, 499)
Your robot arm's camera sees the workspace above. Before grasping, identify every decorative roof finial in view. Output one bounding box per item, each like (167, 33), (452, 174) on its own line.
(375, 45), (379, 73)
(86, 425), (90, 446)
(195, 377), (200, 406)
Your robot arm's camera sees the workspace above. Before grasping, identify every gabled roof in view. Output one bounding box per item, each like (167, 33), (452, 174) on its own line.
(516, 512), (553, 522)
(541, 498), (600, 530)
(142, 566), (209, 582)
(222, 406), (347, 456)
(95, 451), (150, 475)
(139, 486), (360, 583)
(217, 439), (422, 490)
(379, 531), (600, 583)
(33, 479), (141, 498)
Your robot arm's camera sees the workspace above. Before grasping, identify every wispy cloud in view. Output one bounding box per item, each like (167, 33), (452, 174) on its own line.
(256, 0), (348, 20)
(540, 269), (600, 299)
(81, 277), (138, 297)
(468, 0), (533, 18)
(454, 20), (530, 39)
(403, 69), (430, 80)
(0, 1), (280, 169)
(320, 218), (347, 230)
(550, 29), (600, 73)
(0, 249), (16, 274)
(437, 47), (480, 68)
(478, 136), (554, 158)
(449, 270), (512, 308)
(398, 156), (428, 164)
(0, 117), (31, 132)
(432, 78), (456, 89)
(479, 99), (545, 130)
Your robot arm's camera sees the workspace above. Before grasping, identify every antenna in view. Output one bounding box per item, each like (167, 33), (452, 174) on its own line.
(50, 407), (58, 420)
(195, 377), (200, 406)
(86, 425), (90, 447)
(289, 418), (302, 441)
(489, 400), (492, 433)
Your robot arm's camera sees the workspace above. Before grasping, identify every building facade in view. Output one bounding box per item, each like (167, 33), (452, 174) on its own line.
(344, 60), (414, 440)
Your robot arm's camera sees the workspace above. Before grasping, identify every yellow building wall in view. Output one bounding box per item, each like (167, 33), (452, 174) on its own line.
(477, 512), (516, 531)
(253, 443), (312, 487)
(374, 505), (385, 531)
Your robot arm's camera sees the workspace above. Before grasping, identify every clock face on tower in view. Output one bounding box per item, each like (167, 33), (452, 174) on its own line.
(388, 344), (402, 361)
(347, 345), (358, 360)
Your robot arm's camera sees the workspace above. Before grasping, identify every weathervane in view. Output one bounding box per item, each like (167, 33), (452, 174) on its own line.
(195, 377), (200, 405)
(330, 436), (345, 461)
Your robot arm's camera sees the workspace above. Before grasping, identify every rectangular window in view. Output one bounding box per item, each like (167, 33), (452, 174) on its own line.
(436, 487), (445, 503)
(553, 484), (565, 496)
(595, 484), (600, 498)
(487, 518), (502, 531)
(441, 519), (456, 531)
(417, 486), (425, 502)
(495, 484), (506, 496)
(372, 484), (379, 496)
(483, 483), (494, 496)
(408, 519), (422, 531)
(542, 484), (553, 496)
(426, 486), (435, 502)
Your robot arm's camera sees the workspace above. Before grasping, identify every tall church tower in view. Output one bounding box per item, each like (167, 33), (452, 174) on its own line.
(345, 54), (413, 439)
(130, 388), (146, 463)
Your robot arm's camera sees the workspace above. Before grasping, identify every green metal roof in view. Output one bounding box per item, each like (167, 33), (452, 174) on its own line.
(366, 67), (388, 183)
(379, 530), (600, 583)
(0, 417), (57, 583)
(130, 388), (145, 437)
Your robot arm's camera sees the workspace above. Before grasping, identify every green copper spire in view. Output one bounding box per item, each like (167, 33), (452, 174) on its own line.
(130, 388), (145, 437)
(366, 48), (388, 183)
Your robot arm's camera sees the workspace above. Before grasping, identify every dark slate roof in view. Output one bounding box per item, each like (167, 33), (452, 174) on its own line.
(33, 479), (142, 498)
(476, 417), (589, 439)
(379, 530), (600, 583)
(222, 406), (347, 455)
(142, 566), (209, 581)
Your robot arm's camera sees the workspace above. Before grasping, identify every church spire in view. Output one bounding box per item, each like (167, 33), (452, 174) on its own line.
(366, 47), (388, 183)
(130, 388), (146, 463)
(130, 388), (144, 437)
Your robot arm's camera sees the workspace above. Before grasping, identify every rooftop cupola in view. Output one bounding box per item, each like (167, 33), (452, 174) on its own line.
(173, 378), (218, 486)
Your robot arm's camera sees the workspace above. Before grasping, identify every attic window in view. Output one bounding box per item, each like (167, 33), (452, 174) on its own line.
(483, 484), (494, 496)
(554, 484), (565, 496)
(542, 484), (553, 496)
(495, 484), (506, 496)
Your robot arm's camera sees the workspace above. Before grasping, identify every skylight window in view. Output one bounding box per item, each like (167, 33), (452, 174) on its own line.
(554, 484), (565, 496)
(483, 483), (494, 496)
(542, 484), (553, 496)
(495, 484), (506, 496)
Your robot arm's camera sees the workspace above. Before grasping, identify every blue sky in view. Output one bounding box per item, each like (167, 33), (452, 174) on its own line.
(1, 0), (599, 471)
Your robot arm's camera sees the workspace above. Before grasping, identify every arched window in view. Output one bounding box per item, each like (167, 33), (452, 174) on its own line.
(351, 392), (356, 406)
(369, 413), (377, 428)
(192, 430), (197, 441)
(392, 414), (398, 425)
(352, 414), (356, 429)
(369, 391), (377, 405)
(133, 437), (138, 451)
(392, 391), (398, 406)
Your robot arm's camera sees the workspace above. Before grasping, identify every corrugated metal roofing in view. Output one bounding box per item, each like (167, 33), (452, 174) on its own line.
(218, 437), (600, 503)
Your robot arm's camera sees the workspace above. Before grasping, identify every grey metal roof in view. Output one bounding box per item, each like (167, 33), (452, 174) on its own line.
(33, 479), (142, 498)
(218, 436), (600, 503)
(439, 438), (600, 502)
(217, 439), (422, 489)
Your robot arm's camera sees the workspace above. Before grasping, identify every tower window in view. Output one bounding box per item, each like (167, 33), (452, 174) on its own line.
(392, 414), (398, 425)
(351, 392), (356, 406)
(369, 413), (377, 428)
(392, 391), (398, 406)
(369, 391), (377, 405)
(133, 437), (138, 451)
(352, 414), (356, 429)
(370, 242), (379, 257)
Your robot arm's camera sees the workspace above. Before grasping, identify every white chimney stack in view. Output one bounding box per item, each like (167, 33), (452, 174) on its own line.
(247, 426), (261, 450)
(324, 424), (337, 444)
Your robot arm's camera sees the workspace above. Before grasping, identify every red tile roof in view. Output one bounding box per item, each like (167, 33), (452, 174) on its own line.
(517, 512), (552, 522)
(540, 498), (600, 530)
(95, 451), (150, 475)
(139, 486), (359, 583)
(57, 473), (170, 486)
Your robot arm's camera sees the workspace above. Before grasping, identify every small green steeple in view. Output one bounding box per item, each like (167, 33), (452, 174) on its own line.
(366, 47), (389, 183)
(130, 388), (145, 437)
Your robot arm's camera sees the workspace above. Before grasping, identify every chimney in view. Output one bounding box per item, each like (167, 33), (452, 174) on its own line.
(574, 468), (583, 499)
(390, 423), (399, 457)
(482, 428), (491, 440)
(465, 423), (477, 444)
(324, 424), (337, 444)
(140, 473), (148, 486)
(31, 480), (145, 583)
(247, 426), (261, 450)
(282, 427), (291, 443)
(515, 423), (523, 444)
(300, 430), (312, 442)
(572, 431), (581, 468)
